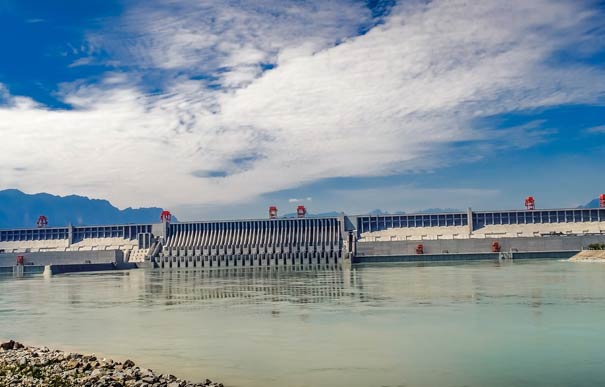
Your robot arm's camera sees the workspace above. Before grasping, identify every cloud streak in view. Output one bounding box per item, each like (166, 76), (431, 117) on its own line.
(0, 0), (603, 210)
(288, 197), (312, 203)
(586, 125), (605, 134)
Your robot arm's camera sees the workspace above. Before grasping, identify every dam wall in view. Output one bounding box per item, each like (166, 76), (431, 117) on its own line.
(0, 249), (124, 267)
(355, 208), (605, 241)
(356, 234), (605, 257)
(157, 217), (343, 268)
(0, 224), (154, 264)
(0, 217), (344, 268)
(353, 208), (605, 261)
(1, 206), (604, 269)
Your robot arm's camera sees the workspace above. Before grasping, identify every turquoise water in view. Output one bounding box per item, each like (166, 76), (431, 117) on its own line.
(1, 260), (604, 387)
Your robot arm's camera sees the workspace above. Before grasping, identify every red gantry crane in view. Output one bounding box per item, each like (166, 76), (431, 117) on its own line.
(160, 210), (172, 223)
(36, 215), (48, 228)
(525, 196), (535, 210)
(269, 206), (278, 219)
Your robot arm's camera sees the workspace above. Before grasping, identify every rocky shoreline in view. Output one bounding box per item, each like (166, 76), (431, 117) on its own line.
(0, 340), (223, 387)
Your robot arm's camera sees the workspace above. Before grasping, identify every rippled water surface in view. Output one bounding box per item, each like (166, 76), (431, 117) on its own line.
(1, 260), (605, 387)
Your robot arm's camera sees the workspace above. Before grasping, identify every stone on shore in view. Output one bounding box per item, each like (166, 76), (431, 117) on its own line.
(0, 341), (223, 387)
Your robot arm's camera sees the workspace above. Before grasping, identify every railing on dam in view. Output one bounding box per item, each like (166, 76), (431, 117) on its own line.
(356, 208), (605, 234)
(471, 208), (604, 228)
(0, 227), (69, 242)
(71, 224), (152, 243)
(357, 213), (469, 233)
(0, 224), (153, 243)
(157, 217), (343, 267)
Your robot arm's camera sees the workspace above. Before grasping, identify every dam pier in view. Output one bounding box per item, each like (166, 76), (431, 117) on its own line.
(1, 204), (605, 273)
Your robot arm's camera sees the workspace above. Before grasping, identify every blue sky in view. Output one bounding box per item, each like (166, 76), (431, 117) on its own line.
(0, 0), (604, 220)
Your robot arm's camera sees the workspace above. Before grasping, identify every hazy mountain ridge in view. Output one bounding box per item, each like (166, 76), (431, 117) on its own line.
(0, 189), (170, 228)
(281, 211), (341, 218)
(0, 189), (600, 228)
(282, 208), (462, 218)
(285, 200), (601, 218)
(580, 198), (601, 208)
(367, 208), (461, 215)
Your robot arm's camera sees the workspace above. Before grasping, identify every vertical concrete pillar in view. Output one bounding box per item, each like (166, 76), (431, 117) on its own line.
(68, 224), (73, 247)
(467, 207), (473, 236)
(161, 222), (168, 244)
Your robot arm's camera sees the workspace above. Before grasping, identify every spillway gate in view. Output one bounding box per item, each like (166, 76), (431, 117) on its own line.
(155, 217), (344, 268)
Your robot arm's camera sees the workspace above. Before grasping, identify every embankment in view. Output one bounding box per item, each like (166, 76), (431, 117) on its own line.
(569, 250), (605, 262)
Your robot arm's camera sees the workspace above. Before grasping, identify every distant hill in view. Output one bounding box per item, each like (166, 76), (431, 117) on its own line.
(410, 208), (461, 214)
(0, 189), (171, 228)
(368, 209), (405, 216)
(281, 211), (341, 218)
(368, 208), (461, 215)
(581, 198), (601, 208)
(282, 208), (462, 218)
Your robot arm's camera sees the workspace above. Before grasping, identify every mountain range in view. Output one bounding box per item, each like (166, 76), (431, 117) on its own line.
(281, 208), (463, 218)
(580, 198), (602, 209)
(0, 189), (601, 228)
(0, 189), (168, 228)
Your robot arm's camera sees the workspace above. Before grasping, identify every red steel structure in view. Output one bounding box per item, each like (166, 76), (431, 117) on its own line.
(525, 196), (535, 210)
(492, 241), (501, 252)
(600, 194), (605, 208)
(297, 205), (307, 218)
(36, 215), (48, 228)
(160, 210), (172, 223)
(269, 206), (278, 219)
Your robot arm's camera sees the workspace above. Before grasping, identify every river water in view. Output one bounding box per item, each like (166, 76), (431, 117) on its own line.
(1, 260), (604, 387)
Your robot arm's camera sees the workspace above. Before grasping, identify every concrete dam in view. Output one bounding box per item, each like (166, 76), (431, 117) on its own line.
(159, 217), (343, 268)
(1, 205), (605, 272)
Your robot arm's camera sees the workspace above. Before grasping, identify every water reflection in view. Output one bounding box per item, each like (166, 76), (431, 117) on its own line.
(143, 265), (366, 306)
(1, 260), (605, 387)
(122, 259), (605, 312)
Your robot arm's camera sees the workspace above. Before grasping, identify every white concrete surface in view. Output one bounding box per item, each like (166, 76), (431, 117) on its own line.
(359, 222), (605, 242)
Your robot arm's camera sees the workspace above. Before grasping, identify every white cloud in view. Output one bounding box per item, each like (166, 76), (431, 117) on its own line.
(92, 0), (372, 88)
(288, 197), (312, 203)
(68, 57), (94, 68)
(586, 125), (605, 134)
(0, 0), (603, 211)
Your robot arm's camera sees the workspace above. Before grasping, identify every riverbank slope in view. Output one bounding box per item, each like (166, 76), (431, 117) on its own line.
(0, 340), (222, 387)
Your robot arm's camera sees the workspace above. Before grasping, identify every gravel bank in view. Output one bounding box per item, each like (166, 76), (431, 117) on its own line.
(569, 250), (605, 262)
(0, 340), (223, 387)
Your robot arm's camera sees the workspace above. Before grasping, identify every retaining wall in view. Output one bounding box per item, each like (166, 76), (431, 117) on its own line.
(0, 250), (124, 267)
(356, 234), (605, 257)
(354, 251), (577, 264)
(0, 265), (44, 275)
(45, 263), (139, 275)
